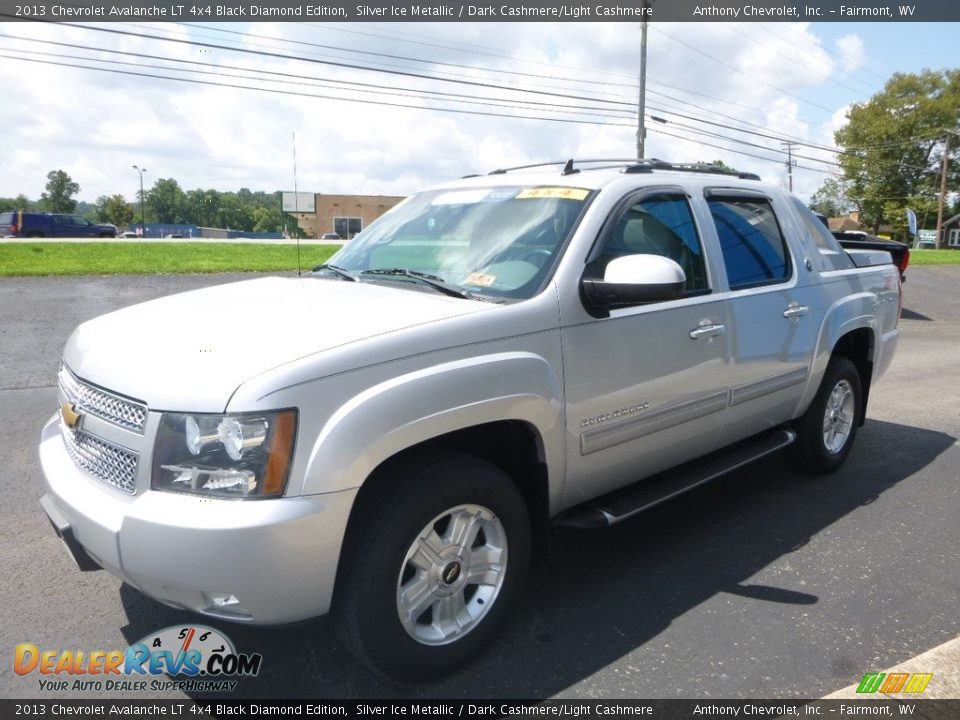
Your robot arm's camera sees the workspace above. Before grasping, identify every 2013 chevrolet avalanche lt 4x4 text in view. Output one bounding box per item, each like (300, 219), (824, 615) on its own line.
(39, 160), (901, 680)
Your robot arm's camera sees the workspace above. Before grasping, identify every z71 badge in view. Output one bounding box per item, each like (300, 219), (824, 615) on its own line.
(580, 402), (650, 429)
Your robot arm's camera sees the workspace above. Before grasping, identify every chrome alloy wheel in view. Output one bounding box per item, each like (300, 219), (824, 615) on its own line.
(822, 379), (855, 454)
(396, 504), (507, 646)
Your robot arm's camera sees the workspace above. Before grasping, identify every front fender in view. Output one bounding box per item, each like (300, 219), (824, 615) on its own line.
(297, 352), (564, 500)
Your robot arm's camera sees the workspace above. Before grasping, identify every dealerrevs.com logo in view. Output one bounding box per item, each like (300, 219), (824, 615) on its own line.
(856, 672), (933, 694)
(14, 625), (262, 693)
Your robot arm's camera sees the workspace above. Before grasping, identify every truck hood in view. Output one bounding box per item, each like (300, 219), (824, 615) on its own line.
(63, 276), (490, 411)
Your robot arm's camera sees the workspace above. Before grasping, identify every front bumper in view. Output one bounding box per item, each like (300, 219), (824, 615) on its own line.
(39, 414), (357, 624)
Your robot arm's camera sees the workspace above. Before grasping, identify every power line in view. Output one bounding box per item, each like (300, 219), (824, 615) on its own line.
(651, 26), (837, 114)
(654, 118), (842, 167)
(187, 22), (642, 96)
(29, 20), (650, 111)
(0, 51), (640, 128)
(718, 22), (875, 99)
(651, 125), (842, 176)
(0, 36), (636, 120)
(167, 20), (850, 148)
(6, 17), (943, 188)
(753, 23), (889, 87)
(17, 20), (851, 155)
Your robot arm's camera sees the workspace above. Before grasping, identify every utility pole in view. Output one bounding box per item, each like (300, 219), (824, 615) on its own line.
(132, 165), (147, 236)
(935, 133), (950, 250)
(782, 141), (797, 192)
(636, 2), (650, 159)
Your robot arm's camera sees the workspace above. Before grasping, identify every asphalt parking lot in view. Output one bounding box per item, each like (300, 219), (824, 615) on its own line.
(1, 267), (958, 700)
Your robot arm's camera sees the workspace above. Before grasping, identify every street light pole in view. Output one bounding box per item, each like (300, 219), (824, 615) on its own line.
(637, 14), (648, 159)
(132, 165), (147, 237)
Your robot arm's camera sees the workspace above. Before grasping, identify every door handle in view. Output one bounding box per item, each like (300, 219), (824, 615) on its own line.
(783, 304), (810, 319)
(689, 323), (726, 340)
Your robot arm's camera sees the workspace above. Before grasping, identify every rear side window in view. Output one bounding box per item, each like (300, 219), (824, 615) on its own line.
(789, 197), (854, 271)
(708, 197), (790, 289)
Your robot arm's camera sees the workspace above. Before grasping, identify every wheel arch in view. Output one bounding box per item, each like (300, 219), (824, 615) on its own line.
(339, 419), (550, 566)
(830, 327), (873, 425)
(297, 351), (563, 500)
(799, 309), (875, 426)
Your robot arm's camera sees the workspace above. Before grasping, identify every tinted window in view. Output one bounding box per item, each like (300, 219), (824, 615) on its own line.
(789, 197), (854, 272)
(789, 198), (844, 253)
(592, 194), (709, 293)
(708, 197), (790, 289)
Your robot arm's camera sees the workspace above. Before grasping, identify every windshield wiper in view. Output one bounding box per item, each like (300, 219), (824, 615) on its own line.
(361, 268), (476, 300)
(312, 263), (359, 282)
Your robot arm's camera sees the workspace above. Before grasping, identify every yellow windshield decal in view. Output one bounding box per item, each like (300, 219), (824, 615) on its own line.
(464, 272), (497, 287)
(516, 187), (590, 201)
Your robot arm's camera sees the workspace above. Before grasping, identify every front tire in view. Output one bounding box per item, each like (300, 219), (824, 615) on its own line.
(332, 452), (531, 681)
(790, 355), (862, 474)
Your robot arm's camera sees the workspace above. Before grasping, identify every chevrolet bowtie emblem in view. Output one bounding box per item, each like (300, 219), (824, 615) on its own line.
(61, 402), (82, 429)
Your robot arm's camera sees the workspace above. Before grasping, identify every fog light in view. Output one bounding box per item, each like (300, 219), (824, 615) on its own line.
(208, 593), (241, 608)
(202, 592), (251, 620)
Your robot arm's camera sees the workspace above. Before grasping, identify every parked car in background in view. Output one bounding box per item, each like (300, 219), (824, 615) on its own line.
(320, 232), (342, 240)
(0, 211), (117, 238)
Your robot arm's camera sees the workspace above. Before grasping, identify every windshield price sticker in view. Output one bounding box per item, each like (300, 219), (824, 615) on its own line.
(516, 187), (590, 201)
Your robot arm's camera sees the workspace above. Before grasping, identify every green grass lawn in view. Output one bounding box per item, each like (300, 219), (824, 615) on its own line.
(908, 249), (960, 265)
(3, 241), (958, 277)
(0, 243), (340, 276)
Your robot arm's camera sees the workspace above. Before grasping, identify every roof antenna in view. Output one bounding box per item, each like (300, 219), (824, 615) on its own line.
(561, 158), (579, 176)
(293, 131), (302, 277)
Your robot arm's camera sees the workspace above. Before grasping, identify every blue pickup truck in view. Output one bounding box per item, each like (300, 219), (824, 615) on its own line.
(0, 211), (117, 238)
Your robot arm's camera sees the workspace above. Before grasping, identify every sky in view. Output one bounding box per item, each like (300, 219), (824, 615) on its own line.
(0, 20), (956, 205)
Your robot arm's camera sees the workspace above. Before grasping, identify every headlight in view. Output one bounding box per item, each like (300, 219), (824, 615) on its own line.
(152, 410), (297, 499)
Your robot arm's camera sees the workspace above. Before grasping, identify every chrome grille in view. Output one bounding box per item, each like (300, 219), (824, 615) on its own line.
(60, 420), (138, 494)
(59, 365), (147, 433)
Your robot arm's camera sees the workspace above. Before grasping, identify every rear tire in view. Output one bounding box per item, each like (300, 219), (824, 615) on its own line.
(789, 356), (862, 474)
(332, 451), (530, 681)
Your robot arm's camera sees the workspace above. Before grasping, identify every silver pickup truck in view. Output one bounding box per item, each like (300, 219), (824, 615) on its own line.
(39, 160), (901, 680)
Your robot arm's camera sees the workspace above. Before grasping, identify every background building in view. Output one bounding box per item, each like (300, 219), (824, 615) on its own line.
(290, 193), (406, 239)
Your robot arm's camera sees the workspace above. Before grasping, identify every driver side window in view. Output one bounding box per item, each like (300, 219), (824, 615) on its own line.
(591, 194), (709, 294)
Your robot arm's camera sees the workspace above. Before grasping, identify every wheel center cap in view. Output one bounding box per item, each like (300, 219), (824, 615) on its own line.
(441, 561), (462, 585)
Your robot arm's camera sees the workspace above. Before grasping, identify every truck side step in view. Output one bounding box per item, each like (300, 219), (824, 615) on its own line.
(555, 428), (796, 529)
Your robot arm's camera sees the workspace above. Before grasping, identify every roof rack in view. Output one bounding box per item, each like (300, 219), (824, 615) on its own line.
(485, 158), (760, 181)
(624, 159), (761, 181)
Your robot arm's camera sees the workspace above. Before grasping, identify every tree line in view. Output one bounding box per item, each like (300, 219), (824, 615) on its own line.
(0, 171), (301, 234)
(809, 69), (960, 245)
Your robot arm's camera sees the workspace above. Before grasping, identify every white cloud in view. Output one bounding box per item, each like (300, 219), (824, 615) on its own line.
(835, 34), (866, 73)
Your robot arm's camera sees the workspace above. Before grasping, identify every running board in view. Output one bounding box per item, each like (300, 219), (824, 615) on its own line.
(555, 428), (796, 529)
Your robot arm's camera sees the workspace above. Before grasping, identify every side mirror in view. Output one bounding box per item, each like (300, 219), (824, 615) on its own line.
(581, 254), (686, 310)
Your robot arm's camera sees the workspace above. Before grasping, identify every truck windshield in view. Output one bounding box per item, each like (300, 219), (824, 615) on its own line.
(323, 185), (593, 300)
